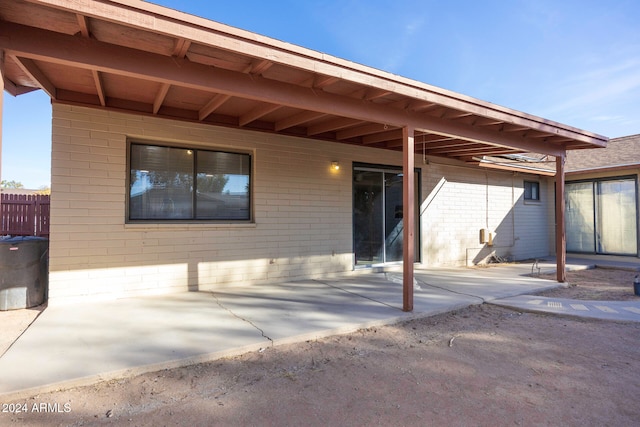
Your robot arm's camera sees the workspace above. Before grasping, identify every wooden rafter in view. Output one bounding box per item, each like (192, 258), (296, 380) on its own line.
(388, 98), (410, 110)
(348, 87), (391, 101)
(456, 153), (519, 163)
(463, 147), (522, 156)
(337, 123), (393, 140)
(246, 59), (273, 75)
(239, 103), (281, 127)
(347, 88), (367, 100)
(307, 117), (363, 136)
(275, 110), (326, 131)
(424, 140), (470, 149)
(386, 136), (458, 149)
(199, 93), (231, 121)
(364, 89), (392, 101)
(10, 55), (56, 99)
(409, 101), (438, 112)
(185, 51), (246, 71)
(389, 137), (460, 149)
(362, 129), (403, 145)
(443, 148), (519, 158)
(76, 14), (90, 38)
(472, 116), (505, 127)
(548, 137), (575, 144)
(476, 160), (556, 176)
(312, 75), (339, 89)
(153, 82), (170, 114)
(502, 123), (531, 132)
(442, 110), (474, 120)
(172, 38), (191, 58)
(420, 134), (456, 142)
(92, 69), (106, 106)
(426, 143), (490, 155)
(2, 76), (39, 96)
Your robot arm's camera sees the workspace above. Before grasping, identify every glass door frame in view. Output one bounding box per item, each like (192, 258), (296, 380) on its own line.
(565, 175), (639, 256)
(352, 163), (421, 268)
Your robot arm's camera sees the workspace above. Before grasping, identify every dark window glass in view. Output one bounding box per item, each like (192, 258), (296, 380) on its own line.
(129, 143), (250, 221)
(524, 181), (540, 201)
(196, 151), (251, 220)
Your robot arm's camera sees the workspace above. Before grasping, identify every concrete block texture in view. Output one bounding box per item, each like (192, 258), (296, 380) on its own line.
(49, 105), (553, 302)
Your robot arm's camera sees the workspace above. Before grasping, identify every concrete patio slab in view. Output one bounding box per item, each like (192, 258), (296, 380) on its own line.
(0, 292), (267, 394)
(0, 268), (555, 402)
(0, 259), (610, 399)
(209, 279), (403, 345)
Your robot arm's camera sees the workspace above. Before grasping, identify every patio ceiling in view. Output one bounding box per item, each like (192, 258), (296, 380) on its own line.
(1, 0), (608, 163)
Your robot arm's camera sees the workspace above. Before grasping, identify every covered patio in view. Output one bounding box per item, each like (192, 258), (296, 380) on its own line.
(0, 0), (608, 310)
(0, 261), (564, 397)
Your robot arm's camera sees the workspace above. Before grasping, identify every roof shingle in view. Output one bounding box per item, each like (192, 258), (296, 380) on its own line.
(566, 133), (640, 172)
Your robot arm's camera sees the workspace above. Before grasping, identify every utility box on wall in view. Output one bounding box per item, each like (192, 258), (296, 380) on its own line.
(479, 228), (487, 244)
(479, 229), (494, 246)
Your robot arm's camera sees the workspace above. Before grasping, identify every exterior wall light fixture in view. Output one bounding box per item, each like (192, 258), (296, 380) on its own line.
(331, 161), (340, 171)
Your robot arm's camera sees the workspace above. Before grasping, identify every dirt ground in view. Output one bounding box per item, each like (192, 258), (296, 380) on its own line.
(1, 268), (639, 426)
(539, 267), (640, 301)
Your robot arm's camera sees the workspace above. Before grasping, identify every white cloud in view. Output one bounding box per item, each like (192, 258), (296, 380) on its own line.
(529, 52), (640, 136)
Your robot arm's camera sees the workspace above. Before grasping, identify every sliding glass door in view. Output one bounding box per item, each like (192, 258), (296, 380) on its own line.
(353, 170), (384, 265)
(353, 165), (419, 266)
(566, 177), (638, 255)
(566, 182), (596, 253)
(596, 179), (637, 254)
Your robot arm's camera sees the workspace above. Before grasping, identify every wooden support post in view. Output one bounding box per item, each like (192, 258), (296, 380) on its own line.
(0, 52), (4, 216)
(555, 154), (566, 283)
(402, 126), (415, 312)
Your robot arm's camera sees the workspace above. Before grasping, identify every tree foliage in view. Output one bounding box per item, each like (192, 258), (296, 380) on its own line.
(1, 180), (25, 189)
(197, 174), (229, 193)
(36, 186), (51, 195)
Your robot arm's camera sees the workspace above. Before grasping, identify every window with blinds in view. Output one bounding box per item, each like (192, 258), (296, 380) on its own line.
(128, 142), (251, 221)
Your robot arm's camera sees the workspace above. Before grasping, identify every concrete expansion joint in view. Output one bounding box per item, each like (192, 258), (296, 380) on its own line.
(1, 309), (45, 359)
(313, 279), (398, 310)
(209, 292), (274, 345)
(419, 280), (486, 303)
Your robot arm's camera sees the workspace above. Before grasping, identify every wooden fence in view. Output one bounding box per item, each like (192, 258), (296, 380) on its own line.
(0, 194), (50, 238)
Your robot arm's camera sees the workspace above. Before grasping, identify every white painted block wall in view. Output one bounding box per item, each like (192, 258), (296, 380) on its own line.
(420, 162), (551, 266)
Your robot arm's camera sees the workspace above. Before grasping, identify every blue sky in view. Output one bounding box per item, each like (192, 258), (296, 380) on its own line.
(2, 0), (639, 188)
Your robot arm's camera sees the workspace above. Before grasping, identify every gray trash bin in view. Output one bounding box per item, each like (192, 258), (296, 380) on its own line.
(0, 237), (49, 310)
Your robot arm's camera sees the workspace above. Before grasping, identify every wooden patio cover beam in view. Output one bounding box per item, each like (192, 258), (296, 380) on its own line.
(402, 126), (415, 312)
(556, 156), (567, 283)
(1, 54), (4, 204)
(1, 21), (569, 157)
